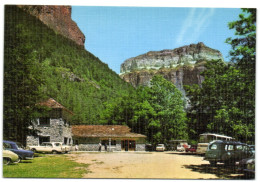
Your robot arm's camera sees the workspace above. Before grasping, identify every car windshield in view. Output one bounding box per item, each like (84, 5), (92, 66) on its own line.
(250, 146), (255, 150)
(40, 143), (46, 146)
(158, 144), (164, 147)
(209, 144), (218, 150)
(16, 143), (24, 150)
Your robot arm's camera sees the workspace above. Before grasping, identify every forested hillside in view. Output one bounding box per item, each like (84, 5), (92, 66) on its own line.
(4, 6), (134, 126)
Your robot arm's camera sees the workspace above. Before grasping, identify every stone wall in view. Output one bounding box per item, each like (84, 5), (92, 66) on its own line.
(78, 144), (99, 151)
(136, 144), (146, 151)
(75, 138), (145, 152)
(26, 118), (72, 146)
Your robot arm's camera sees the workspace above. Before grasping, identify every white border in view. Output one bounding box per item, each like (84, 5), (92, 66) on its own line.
(0, 1), (259, 182)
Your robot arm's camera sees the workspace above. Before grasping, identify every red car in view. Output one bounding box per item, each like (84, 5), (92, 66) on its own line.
(185, 145), (197, 153)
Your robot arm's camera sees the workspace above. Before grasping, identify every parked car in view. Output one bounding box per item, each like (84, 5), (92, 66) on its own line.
(145, 144), (153, 151)
(248, 145), (255, 154)
(176, 145), (185, 152)
(156, 144), (165, 152)
(3, 149), (19, 165)
(204, 140), (252, 166)
(28, 142), (66, 154)
(238, 154), (255, 177)
(3, 140), (34, 162)
(62, 143), (71, 153)
(185, 145), (197, 153)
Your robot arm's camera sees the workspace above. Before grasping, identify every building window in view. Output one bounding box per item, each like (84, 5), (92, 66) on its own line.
(39, 117), (50, 126)
(64, 137), (68, 145)
(39, 136), (50, 145)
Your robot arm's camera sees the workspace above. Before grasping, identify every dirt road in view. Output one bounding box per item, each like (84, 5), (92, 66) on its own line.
(68, 151), (246, 179)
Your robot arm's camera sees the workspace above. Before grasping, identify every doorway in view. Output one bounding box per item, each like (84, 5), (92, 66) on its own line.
(121, 140), (136, 151)
(39, 136), (50, 145)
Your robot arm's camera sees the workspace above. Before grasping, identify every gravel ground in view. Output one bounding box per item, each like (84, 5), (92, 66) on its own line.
(67, 151), (244, 179)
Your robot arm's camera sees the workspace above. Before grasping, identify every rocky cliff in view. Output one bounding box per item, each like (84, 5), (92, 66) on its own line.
(121, 42), (222, 74)
(18, 5), (85, 46)
(120, 43), (224, 103)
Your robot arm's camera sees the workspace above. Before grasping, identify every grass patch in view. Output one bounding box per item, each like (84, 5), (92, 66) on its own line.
(3, 154), (90, 178)
(95, 161), (104, 164)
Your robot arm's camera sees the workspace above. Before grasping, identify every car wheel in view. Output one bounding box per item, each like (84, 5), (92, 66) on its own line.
(3, 157), (11, 165)
(32, 148), (37, 153)
(14, 157), (21, 163)
(52, 150), (58, 154)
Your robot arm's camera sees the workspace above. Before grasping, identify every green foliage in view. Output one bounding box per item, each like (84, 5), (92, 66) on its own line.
(226, 8), (256, 71)
(185, 8), (255, 144)
(101, 75), (188, 145)
(4, 5), (134, 142)
(4, 6), (48, 144)
(3, 155), (90, 178)
(185, 60), (254, 143)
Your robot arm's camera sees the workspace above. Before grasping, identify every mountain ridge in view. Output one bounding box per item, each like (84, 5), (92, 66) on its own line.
(120, 42), (223, 74)
(18, 5), (85, 46)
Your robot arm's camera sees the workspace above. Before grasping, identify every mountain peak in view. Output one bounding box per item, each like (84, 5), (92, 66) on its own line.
(120, 42), (223, 74)
(18, 5), (85, 46)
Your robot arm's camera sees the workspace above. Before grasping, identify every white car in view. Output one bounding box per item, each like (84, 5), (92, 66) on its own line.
(29, 142), (66, 154)
(176, 145), (185, 152)
(156, 144), (165, 152)
(62, 143), (71, 153)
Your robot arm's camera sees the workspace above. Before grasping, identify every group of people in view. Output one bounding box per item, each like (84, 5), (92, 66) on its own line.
(99, 142), (108, 152)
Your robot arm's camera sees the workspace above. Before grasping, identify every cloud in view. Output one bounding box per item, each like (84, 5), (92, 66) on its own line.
(176, 8), (215, 45)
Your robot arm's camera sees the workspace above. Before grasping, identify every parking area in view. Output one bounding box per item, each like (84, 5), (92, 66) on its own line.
(68, 151), (252, 179)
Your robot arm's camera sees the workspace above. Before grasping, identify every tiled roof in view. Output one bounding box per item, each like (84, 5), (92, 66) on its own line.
(72, 125), (146, 138)
(38, 98), (74, 115)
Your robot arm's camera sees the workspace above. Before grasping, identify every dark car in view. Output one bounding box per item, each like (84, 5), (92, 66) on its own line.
(185, 145), (197, 153)
(3, 140), (34, 162)
(204, 140), (252, 166)
(248, 145), (255, 154)
(238, 153), (255, 177)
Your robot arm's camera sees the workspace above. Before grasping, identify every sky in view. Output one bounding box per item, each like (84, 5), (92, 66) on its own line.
(71, 6), (242, 74)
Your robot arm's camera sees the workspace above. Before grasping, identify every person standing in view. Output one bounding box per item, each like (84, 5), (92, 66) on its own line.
(105, 143), (107, 151)
(98, 142), (102, 152)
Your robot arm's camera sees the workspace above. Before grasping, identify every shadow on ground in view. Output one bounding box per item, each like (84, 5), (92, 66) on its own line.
(20, 160), (33, 163)
(166, 152), (203, 157)
(183, 163), (254, 179)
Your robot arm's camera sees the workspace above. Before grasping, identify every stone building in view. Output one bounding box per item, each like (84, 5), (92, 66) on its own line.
(26, 98), (73, 146)
(72, 125), (146, 151)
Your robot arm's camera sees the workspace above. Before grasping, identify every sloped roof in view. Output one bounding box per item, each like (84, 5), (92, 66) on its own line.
(72, 125), (146, 138)
(38, 98), (74, 115)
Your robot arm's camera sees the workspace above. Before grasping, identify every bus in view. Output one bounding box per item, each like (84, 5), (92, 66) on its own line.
(196, 133), (234, 155)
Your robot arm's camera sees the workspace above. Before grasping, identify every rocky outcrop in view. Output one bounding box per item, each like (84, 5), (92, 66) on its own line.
(121, 65), (205, 89)
(120, 43), (224, 107)
(120, 42), (223, 74)
(18, 5), (85, 46)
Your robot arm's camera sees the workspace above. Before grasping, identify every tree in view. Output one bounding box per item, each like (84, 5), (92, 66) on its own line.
(4, 17), (46, 145)
(133, 76), (188, 145)
(100, 75), (188, 145)
(185, 59), (254, 142)
(185, 8), (256, 143)
(226, 8), (256, 73)
(225, 8), (256, 142)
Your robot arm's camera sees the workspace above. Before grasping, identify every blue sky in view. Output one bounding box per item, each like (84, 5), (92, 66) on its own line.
(71, 6), (242, 73)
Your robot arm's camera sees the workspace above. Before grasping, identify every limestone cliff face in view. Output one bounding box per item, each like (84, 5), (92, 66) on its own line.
(18, 5), (85, 46)
(121, 42), (223, 74)
(120, 43), (224, 102)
